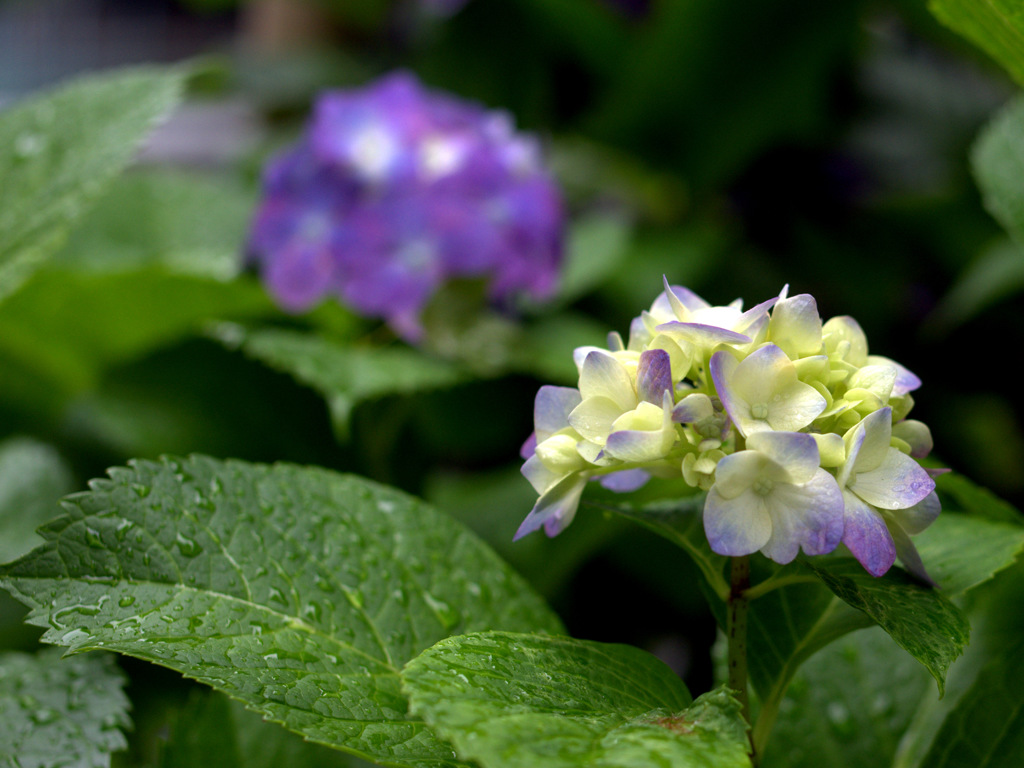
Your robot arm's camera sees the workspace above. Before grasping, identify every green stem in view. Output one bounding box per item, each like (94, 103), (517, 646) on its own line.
(742, 572), (817, 601)
(727, 555), (756, 763)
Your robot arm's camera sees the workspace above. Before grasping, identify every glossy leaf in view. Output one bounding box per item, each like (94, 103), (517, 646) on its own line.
(913, 512), (1024, 595)
(218, 326), (467, 436)
(762, 626), (932, 768)
(806, 560), (970, 695)
(159, 686), (369, 768)
(929, 0), (1024, 87)
(0, 648), (131, 768)
(0, 66), (187, 300)
(922, 640), (1024, 767)
(403, 630), (751, 768)
(0, 456), (563, 768)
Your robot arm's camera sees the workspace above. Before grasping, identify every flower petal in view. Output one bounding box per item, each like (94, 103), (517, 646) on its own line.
(568, 396), (623, 443)
(704, 487), (772, 556)
(534, 385), (582, 442)
(892, 419), (933, 459)
(521, 453), (563, 495)
(889, 490), (941, 534)
(599, 469), (650, 492)
(514, 473), (587, 540)
(850, 449), (935, 510)
(761, 469), (844, 562)
(657, 321), (752, 347)
(636, 348), (673, 405)
(841, 491), (896, 577)
(769, 293), (823, 358)
(746, 431), (821, 485)
(578, 350), (636, 411)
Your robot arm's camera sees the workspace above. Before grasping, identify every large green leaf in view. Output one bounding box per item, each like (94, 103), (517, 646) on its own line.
(972, 94), (1024, 243)
(805, 560), (969, 695)
(219, 326), (468, 436)
(0, 648), (131, 768)
(403, 630), (751, 768)
(51, 168), (256, 279)
(159, 687), (367, 768)
(929, 0), (1024, 87)
(0, 437), (74, 564)
(922, 640), (1024, 767)
(0, 456), (563, 768)
(762, 626), (932, 768)
(0, 66), (187, 300)
(913, 512), (1024, 595)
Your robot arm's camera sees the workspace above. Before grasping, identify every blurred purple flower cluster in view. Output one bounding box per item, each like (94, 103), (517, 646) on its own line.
(247, 71), (565, 339)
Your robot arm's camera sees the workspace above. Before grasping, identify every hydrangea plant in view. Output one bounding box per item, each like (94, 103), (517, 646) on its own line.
(246, 71), (564, 340)
(518, 280), (939, 582)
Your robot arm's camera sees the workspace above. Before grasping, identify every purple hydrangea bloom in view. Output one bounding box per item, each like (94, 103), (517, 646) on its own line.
(247, 71), (565, 339)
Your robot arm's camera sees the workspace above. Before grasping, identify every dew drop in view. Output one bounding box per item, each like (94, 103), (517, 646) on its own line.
(175, 533), (203, 557)
(118, 596), (136, 608)
(84, 526), (104, 549)
(344, 588), (365, 610)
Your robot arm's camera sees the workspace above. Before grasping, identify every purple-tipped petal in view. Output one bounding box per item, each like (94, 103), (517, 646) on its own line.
(579, 350), (636, 410)
(661, 276), (709, 317)
(637, 348), (673, 405)
(704, 488), (772, 557)
(891, 490), (941, 535)
(850, 450), (935, 510)
(514, 474), (587, 540)
(672, 393), (714, 424)
(841, 492), (896, 577)
(534, 385), (582, 441)
(746, 430), (822, 485)
(520, 431), (537, 459)
(598, 469), (650, 492)
(656, 321), (752, 346)
(762, 469), (844, 562)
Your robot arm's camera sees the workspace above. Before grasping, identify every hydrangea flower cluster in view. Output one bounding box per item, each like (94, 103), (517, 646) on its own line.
(247, 72), (564, 340)
(518, 280), (940, 581)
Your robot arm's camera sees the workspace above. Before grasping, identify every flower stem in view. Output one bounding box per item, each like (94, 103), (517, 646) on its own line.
(727, 555), (756, 763)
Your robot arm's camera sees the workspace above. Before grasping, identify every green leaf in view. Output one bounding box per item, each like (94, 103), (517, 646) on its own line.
(0, 65), (187, 300)
(159, 686), (368, 768)
(972, 94), (1024, 243)
(51, 168), (256, 279)
(922, 639), (1024, 767)
(936, 462), (1024, 525)
(912, 512), (1024, 595)
(0, 437), (75, 564)
(219, 326), (468, 436)
(929, 0), (1024, 87)
(0, 648), (131, 768)
(403, 630), (751, 768)
(0, 456), (563, 768)
(762, 626), (932, 768)
(805, 560), (970, 695)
